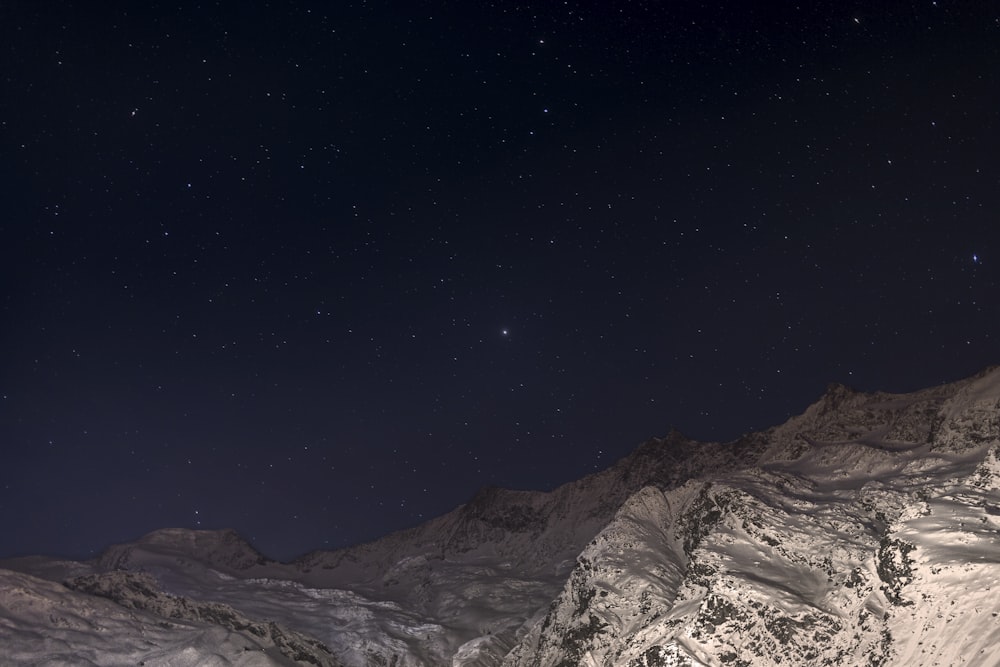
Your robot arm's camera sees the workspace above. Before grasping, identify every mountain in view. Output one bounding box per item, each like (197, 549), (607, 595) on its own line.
(2, 366), (999, 666)
(503, 367), (1000, 666)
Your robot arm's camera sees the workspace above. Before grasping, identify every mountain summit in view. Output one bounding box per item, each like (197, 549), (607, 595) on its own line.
(2, 367), (999, 666)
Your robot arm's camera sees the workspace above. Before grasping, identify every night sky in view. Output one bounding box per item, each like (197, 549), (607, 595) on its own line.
(2, 1), (998, 562)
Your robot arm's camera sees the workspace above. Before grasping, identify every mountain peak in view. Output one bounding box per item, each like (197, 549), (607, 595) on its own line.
(98, 527), (272, 573)
(136, 526), (244, 546)
(5, 366), (1000, 667)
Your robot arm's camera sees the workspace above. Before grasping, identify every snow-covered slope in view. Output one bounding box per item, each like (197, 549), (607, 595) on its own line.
(503, 366), (1000, 666)
(0, 567), (338, 666)
(2, 366), (998, 666)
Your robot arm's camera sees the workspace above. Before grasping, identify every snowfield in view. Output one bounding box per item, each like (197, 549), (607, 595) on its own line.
(2, 366), (999, 666)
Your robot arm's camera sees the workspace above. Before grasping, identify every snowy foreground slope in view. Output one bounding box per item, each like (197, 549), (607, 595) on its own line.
(3, 367), (1000, 666)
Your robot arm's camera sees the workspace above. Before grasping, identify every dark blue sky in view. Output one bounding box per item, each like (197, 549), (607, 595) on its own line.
(2, 1), (997, 561)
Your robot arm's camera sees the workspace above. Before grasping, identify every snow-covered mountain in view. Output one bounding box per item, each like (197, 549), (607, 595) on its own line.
(2, 366), (999, 666)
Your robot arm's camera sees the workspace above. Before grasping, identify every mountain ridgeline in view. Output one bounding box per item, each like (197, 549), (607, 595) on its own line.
(2, 366), (1000, 666)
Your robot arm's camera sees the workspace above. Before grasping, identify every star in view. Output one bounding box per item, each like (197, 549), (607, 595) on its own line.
(3, 0), (998, 567)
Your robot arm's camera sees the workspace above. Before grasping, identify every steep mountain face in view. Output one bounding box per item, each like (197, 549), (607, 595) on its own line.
(293, 428), (760, 589)
(278, 428), (763, 665)
(503, 367), (1000, 666)
(1, 367), (998, 666)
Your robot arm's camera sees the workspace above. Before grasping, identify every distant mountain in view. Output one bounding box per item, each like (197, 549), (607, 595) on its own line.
(2, 366), (999, 666)
(95, 526), (275, 573)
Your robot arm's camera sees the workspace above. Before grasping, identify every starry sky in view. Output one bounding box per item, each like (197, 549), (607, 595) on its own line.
(2, 1), (998, 562)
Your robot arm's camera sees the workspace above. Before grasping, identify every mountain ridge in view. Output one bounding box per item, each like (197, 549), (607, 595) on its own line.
(2, 366), (999, 666)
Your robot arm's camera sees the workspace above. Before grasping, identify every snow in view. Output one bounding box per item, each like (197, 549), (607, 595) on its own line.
(0, 569), (298, 666)
(2, 367), (999, 666)
(942, 365), (1000, 420)
(500, 369), (1000, 667)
